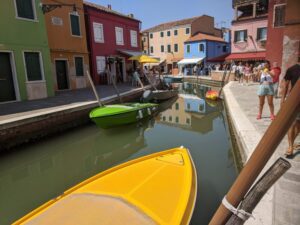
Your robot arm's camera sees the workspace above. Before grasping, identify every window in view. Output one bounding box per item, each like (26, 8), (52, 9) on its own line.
(115, 27), (124, 45)
(130, 30), (138, 47)
(150, 33), (153, 39)
(257, 27), (267, 40)
(150, 46), (154, 54)
(175, 103), (179, 110)
(162, 116), (166, 121)
(187, 103), (191, 110)
(167, 31), (171, 36)
(175, 117), (179, 123)
(186, 118), (190, 124)
(167, 45), (171, 53)
(187, 45), (191, 53)
(161, 45), (164, 53)
(274, 4), (286, 27)
(160, 31), (164, 37)
(24, 52), (43, 81)
(70, 14), (81, 36)
(234, 30), (247, 42)
(96, 56), (106, 74)
(186, 27), (190, 34)
(199, 44), (204, 52)
(75, 57), (84, 76)
(143, 37), (146, 42)
(169, 116), (172, 122)
(222, 45), (227, 52)
(93, 22), (104, 43)
(174, 30), (178, 36)
(199, 104), (204, 112)
(15, 0), (35, 20)
(174, 44), (178, 52)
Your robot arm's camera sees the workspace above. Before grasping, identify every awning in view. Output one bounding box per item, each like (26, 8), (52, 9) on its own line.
(145, 58), (165, 66)
(207, 54), (230, 62)
(225, 52), (266, 61)
(178, 58), (204, 65)
(118, 50), (143, 56)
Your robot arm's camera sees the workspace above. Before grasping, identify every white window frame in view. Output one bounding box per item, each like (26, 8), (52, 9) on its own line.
(115, 27), (124, 46)
(186, 44), (191, 53)
(0, 51), (21, 102)
(273, 4), (286, 28)
(185, 27), (190, 35)
(96, 56), (106, 74)
(22, 51), (45, 83)
(13, 0), (38, 22)
(130, 30), (138, 47)
(69, 12), (81, 37)
(93, 22), (104, 43)
(235, 29), (247, 43)
(199, 43), (204, 52)
(73, 56), (85, 77)
(257, 27), (267, 41)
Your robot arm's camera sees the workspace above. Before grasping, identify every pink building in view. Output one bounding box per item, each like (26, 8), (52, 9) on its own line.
(84, 2), (142, 84)
(226, 0), (268, 62)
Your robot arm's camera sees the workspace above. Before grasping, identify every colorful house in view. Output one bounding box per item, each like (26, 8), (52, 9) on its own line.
(226, 0), (269, 62)
(42, 0), (90, 90)
(84, 2), (142, 85)
(180, 33), (230, 75)
(0, 0), (53, 103)
(142, 15), (223, 74)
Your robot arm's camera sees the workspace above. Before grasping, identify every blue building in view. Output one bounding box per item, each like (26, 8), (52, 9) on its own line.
(178, 33), (230, 75)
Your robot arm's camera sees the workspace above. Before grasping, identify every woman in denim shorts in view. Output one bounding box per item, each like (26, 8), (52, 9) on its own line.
(257, 66), (275, 120)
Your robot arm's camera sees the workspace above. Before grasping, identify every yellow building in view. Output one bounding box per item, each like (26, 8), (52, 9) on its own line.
(142, 15), (222, 74)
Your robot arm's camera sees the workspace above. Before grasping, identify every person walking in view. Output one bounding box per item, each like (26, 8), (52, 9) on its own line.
(256, 63), (275, 120)
(270, 62), (281, 98)
(281, 61), (300, 158)
(244, 63), (251, 85)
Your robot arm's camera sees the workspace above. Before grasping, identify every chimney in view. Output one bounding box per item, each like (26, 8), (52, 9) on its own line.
(107, 4), (112, 9)
(128, 13), (134, 18)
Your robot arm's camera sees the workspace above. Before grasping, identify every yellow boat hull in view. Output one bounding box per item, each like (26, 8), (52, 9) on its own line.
(13, 147), (197, 225)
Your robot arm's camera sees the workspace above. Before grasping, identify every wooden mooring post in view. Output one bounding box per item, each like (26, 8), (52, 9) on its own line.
(209, 80), (300, 225)
(225, 158), (291, 225)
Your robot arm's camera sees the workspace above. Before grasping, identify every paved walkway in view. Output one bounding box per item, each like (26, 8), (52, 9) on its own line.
(0, 83), (137, 121)
(224, 82), (300, 225)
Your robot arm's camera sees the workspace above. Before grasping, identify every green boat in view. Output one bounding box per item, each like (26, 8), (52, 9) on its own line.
(89, 103), (158, 128)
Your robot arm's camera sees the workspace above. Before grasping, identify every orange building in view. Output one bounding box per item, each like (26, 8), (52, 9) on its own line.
(42, 0), (90, 90)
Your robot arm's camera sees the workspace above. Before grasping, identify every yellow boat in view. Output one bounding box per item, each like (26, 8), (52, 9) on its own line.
(13, 147), (197, 225)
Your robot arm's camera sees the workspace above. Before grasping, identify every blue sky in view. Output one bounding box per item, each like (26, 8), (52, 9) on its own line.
(88, 0), (233, 30)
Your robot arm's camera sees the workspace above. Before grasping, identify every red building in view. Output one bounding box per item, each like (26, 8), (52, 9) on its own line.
(266, 0), (286, 67)
(84, 2), (142, 84)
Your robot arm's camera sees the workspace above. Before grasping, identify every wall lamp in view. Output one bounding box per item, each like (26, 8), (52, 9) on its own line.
(40, 3), (77, 14)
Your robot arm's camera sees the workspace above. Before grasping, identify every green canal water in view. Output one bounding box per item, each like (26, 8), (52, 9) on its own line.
(0, 83), (238, 225)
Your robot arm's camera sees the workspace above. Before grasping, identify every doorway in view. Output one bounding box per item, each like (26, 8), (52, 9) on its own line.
(0, 52), (17, 102)
(55, 60), (68, 90)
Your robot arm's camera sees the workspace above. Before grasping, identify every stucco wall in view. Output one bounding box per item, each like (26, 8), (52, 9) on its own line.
(191, 15), (216, 36)
(184, 41), (207, 59)
(0, 0), (54, 101)
(231, 18), (268, 53)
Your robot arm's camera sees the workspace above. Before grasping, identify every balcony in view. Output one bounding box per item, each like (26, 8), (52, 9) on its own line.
(233, 0), (259, 7)
(233, 0), (268, 22)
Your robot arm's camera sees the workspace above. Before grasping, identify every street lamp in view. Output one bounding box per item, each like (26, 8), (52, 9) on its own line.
(40, 3), (77, 14)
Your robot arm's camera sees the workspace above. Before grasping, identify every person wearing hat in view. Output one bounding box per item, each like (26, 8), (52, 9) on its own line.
(257, 62), (275, 120)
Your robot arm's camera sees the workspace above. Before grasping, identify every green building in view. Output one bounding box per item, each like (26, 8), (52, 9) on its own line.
(0, 0), (54, 102)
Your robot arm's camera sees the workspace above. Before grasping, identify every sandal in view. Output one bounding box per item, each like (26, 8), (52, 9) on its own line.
(270, 114), (275, 120)
(284, 147), (294, 158)
(256, 114), (262, 120)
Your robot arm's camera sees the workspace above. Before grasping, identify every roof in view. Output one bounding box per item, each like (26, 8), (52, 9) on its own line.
(84, 1), (140, 22)
(185, 33), (225, 43)
(225, 52), (266, 61)
(142, 16), (203, 33)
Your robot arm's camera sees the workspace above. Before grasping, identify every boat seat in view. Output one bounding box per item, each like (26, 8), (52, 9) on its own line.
(24, 193), (157, 225)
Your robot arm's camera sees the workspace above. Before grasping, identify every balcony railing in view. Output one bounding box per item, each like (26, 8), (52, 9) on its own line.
(233, 0), (259, 7)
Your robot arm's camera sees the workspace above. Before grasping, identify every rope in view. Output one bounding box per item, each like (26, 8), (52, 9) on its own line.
(222, 196), (254, 221)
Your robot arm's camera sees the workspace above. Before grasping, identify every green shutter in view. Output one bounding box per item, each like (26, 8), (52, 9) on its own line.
(16, 0), (34, 19)
(234, 31), (237, 42)
(70, 14), (80, 36)
(75, 57), (84, 76)
(25, 52), (42, 81)
(244, 30), (248, 41)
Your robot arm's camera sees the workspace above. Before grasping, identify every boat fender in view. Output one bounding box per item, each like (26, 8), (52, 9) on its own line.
(138, 110), (143, 119)
(147, 108), (151, 115)
(143, 90), (152, 99)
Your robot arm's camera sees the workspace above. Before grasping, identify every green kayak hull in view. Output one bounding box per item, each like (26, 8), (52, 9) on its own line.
(89, 103), (158, 128)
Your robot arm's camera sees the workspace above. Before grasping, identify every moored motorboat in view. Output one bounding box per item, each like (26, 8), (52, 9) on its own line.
(13, 147), (197, 225)
(89, 103), (158, 128)
(163, 75), (183, 83)
(142, 89), (179, 102)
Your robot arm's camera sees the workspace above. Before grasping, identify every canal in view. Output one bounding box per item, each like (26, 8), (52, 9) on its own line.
(0, 82), (238, 225)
